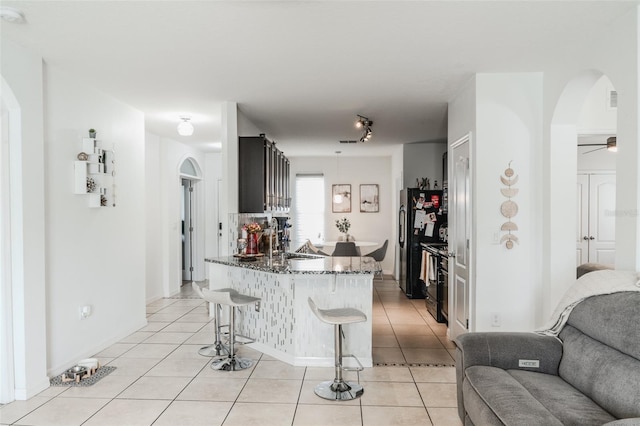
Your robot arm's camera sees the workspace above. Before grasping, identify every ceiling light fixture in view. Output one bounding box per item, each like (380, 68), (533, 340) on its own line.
(177, 116), (194, 136)
(355, 115), (373, 142)
(333, 151), (343, 203)
(0, 6), (25, 23)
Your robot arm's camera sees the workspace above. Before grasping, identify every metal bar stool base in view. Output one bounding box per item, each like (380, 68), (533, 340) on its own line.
(198, 343), (229, 358)
(314, 380), (363, 401)
(210, 356), (253, 371)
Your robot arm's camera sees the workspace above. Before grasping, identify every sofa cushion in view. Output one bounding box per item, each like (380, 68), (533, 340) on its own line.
(559, 324), (640, 419)
(508, 369), (616, 425)
(464, 365), (563, 425)
(565, 292), (640, 360)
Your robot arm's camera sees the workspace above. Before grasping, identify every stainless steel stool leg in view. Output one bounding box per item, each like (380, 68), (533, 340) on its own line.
(314, 324), (363, 400)
(199, 303), (230, 357)
(210, 305), (253, 371)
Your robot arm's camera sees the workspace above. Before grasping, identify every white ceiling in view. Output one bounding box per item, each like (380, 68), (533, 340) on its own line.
(1, 1), (636, 157)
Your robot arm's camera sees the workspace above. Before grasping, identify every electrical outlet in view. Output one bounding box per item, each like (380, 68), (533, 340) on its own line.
(490, 312), (501, 327)
(492, 231), (500, 244)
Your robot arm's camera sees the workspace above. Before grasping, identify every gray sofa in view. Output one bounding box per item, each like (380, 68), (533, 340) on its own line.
(455, 291), (640, 425)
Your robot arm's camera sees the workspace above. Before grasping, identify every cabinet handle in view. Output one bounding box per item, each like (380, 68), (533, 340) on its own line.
(589, 236), (595, 240)
(583, 236), (589, 240)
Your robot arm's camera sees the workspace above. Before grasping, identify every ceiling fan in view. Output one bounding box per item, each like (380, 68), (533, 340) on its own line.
(578, 136), (617, 154)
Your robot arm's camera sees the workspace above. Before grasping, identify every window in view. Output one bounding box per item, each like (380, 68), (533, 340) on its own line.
(294, 174), (325, 247)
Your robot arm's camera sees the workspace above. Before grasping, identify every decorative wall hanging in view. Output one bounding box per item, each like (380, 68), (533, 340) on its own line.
(332, 184), (351, 213)
(360, 184), (379, 212)
(500, 161), (519, 249)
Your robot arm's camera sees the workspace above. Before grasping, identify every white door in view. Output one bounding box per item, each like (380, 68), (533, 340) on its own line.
(576, 174), (589, 265)
(588, 174), (616, 265)
(450, 135), (471, 340)
(181, 179), (193, 281)
(576, 173), (616, 267)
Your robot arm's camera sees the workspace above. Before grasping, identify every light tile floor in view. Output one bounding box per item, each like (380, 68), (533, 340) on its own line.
(1, 276), (462, 426)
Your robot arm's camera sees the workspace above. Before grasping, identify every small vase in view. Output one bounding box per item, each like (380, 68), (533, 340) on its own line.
(344, 233), (350, 242)
(246, 233), (259, 254)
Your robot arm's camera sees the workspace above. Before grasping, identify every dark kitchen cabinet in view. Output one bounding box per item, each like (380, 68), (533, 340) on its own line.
(239, 135), (290, 213)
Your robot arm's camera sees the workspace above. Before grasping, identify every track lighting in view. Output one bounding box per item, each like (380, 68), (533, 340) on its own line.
(355, 115), (373, 142)
(177, 116), (194, 136)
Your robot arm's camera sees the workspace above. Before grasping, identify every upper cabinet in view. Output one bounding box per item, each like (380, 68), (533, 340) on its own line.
(239, 134), (290, 213)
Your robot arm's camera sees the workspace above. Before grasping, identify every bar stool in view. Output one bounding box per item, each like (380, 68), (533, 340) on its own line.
(200, 287), (261, 371)
(308, 297), (366, 400)
(191, 282), (232, 358)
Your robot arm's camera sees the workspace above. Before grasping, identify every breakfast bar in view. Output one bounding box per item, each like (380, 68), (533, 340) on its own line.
(205, 254), (375, 367)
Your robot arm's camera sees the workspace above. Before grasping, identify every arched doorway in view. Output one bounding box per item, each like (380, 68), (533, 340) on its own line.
(546, 70), (617, 317)
(179, 157), (202, 285)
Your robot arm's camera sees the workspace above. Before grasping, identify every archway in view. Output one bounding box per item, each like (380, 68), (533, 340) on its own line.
(545, 70), (617, 318)
(178, 157), (203, 287)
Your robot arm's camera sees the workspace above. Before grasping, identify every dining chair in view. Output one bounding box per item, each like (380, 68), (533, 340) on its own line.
(331, 241), (359, 257)
(307, 240), (330, 256)
(296, 240), (330, 256)
(364, 239), (388, 280)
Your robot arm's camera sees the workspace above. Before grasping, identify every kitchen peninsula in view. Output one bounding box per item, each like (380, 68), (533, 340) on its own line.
(205, 254), (375, 367)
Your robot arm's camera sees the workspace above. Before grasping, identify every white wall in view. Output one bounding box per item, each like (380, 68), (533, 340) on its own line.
(474, 73), (543, 332)
(145, 132), (163, 303)
(0, 39), (49, 399)
(448, 73), (544, 332)
(44, 66), (147, 375)
(447, 7), (640, 333)
(391, 145), (404, 279)
(205, 152), (223, 263)
(542, 6), (639, 319)
(577, 75), (617, 172)
(152, 135), (206, 297)
(403, 141), (447, 189)
(289, 155), (394, 274)
(577, 75), (618, 134)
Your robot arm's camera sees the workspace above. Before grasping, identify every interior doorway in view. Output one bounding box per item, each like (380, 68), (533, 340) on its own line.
(576, 75), (617, 267)
(546, 70), (617, 317)
(181, 179), (194, 281)
(179, 158), (201, 286)
(449, 134), (472, 340)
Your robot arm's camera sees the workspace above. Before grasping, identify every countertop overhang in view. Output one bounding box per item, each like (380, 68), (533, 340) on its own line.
(205, 253), (376, 274)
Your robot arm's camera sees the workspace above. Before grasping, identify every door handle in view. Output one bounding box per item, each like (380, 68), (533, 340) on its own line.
(448, 251), (456, 258)
(589, 236), (595, 240)
(583, 236), (589, 240)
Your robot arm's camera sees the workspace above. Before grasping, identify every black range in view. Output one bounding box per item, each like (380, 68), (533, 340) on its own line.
(421, 243), (448, 324)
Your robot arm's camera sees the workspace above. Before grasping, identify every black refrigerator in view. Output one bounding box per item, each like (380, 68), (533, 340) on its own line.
(398, 188), (447, 299)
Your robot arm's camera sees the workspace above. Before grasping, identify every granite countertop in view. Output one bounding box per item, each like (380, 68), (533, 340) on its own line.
(205, 253), (376, 275)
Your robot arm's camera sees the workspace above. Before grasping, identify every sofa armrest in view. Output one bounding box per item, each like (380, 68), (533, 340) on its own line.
(456, 332), (563, 374)
(454, 332), (563, 422)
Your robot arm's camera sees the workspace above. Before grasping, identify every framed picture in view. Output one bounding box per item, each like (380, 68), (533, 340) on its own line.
(332, 184), (351, 213)
(360, 184), (379, 212)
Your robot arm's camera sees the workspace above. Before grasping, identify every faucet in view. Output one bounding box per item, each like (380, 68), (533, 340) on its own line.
(269, 217), (280, 263)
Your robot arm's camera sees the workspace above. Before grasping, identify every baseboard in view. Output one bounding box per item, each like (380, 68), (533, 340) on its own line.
(13, 376), (50, 401)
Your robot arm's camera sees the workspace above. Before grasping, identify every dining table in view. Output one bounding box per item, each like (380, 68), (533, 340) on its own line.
(318, 241), (380, 252)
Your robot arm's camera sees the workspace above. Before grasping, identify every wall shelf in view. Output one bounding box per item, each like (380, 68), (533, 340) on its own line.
(74, 137), (115, 208)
